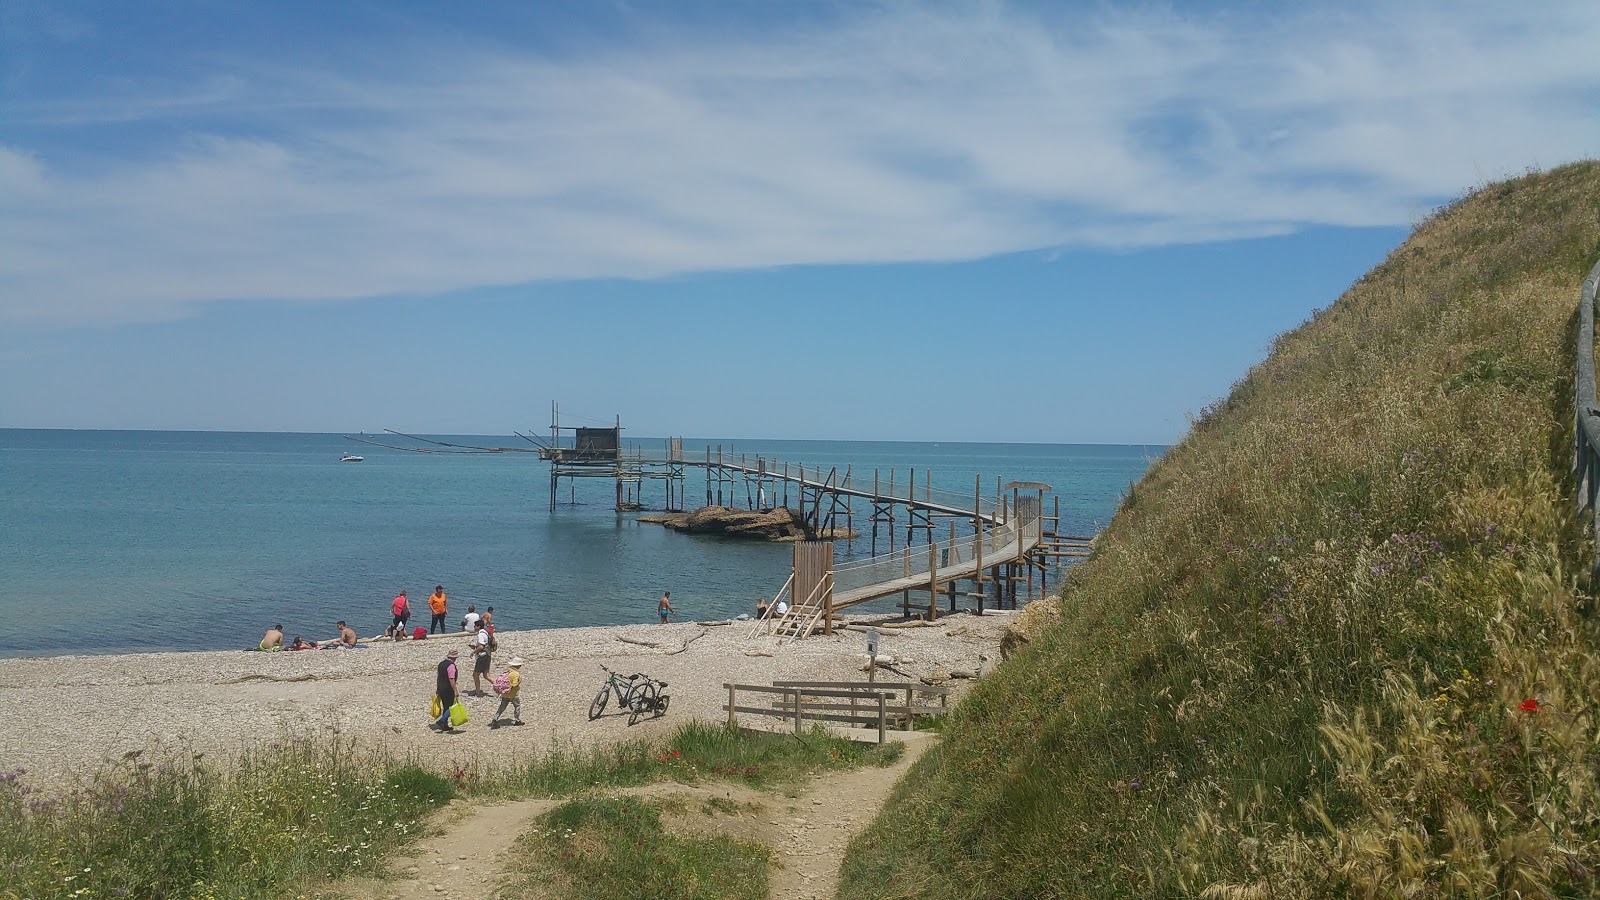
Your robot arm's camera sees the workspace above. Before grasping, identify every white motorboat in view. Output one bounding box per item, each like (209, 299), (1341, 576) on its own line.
(340, 452), (365, 462)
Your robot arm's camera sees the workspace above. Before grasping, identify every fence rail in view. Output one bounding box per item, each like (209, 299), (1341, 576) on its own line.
(721, 680), (951, 744)
(1573, 258), (1600, 577)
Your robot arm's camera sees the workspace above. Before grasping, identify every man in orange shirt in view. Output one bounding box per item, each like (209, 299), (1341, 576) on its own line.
(428, 585), (448, 634)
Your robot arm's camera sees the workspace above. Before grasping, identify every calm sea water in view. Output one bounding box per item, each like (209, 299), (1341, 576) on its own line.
(0, 429), (1162, 657)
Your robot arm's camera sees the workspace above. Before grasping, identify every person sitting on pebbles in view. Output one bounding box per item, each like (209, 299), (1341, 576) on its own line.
(322, 620), (360, 649)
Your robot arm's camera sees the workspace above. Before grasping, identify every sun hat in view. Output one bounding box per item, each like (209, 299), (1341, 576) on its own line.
(446, 649), (459, 658)
(508, 657), (524, 667)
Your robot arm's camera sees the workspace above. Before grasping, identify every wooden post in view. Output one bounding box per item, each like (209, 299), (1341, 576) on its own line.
(906, 468), (915, 548)
(927, 541), (938, 621)
(974, 474), (984, 613)
(727, 684), (736, 728)
(824, 572), (834, 636)
(949, 521), (958, 613)
(872, 469), (880, 555)
(902, 534), (912, 618)
(878, 693), (887, 745)
(793, 689), (804, 735)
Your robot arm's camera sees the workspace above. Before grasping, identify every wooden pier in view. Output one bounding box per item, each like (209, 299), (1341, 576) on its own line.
(354, 408), (1093, 639)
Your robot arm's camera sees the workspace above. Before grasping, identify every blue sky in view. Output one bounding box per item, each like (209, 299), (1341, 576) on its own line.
(3, 1), (1598, 443)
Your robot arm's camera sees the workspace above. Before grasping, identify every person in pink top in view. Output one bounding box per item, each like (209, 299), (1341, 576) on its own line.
(387, 590), (412, 640)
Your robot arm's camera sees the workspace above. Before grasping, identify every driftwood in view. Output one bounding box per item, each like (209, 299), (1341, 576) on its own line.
(615, 636), (662, 649)
(666, 629), (708, 655)
(217, 673), (320, 685)
(743, 650), (775, 658)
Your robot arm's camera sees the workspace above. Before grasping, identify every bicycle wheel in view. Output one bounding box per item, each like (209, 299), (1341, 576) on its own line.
(654, 693), (670, 719)
(628, 683), (658, 726)
(588, 687), (610, 721)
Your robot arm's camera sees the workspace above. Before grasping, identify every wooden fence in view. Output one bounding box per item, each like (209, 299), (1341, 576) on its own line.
(1573, 257), (1600, 578)
(722, 680), (951, 744)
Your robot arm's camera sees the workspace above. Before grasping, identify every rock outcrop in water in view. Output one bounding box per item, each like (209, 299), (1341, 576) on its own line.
(637, 506), (858, 542)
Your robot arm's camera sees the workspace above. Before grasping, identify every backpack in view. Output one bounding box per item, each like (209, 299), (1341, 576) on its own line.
(491, 672), (510, 696)
(487, 630), (498, 653)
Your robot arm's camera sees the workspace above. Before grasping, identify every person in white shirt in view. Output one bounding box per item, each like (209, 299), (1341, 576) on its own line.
(468, 621), (492, 694)
(460, 604), (481, 632)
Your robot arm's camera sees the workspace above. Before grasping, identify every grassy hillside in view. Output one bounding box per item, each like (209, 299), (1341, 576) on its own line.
(841, 163), (1600, 898)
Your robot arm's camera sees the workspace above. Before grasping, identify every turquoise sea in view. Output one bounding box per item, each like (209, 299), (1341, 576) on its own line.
(0, 429), (1163, 657)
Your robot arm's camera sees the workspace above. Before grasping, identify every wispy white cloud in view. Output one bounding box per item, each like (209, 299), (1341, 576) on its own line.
(2, 1), (1598, 326)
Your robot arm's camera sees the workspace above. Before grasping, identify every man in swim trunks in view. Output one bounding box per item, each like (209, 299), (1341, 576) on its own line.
(428, 585), (448, 634)
(468, 621), (492, 695)
(658, 591), (674, 624)
(328, 620), (358, 648)
(259, 624), (283, 651)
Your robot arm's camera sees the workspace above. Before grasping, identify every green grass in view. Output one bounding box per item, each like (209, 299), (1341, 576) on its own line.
(0, 721), (899, 899)
(840, 162), (1600, 898)
(464, 721), (904, 798)
(0, 737), (454, 900)
(498, 797), (769, 900)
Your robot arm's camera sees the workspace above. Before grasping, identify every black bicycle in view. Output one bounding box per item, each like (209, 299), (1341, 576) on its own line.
(588, 664), (671, 726)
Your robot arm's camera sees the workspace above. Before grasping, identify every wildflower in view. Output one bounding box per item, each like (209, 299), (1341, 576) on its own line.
(1519, 698), (1540, 713)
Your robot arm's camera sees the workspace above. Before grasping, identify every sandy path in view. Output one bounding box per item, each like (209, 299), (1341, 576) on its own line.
(764, 731), (935, 900)
(333, 730), (934, 900)
(339, 797), (556, 900)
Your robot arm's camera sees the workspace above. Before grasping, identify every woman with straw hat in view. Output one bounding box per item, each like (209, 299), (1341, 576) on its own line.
(489, 657), (525, 728)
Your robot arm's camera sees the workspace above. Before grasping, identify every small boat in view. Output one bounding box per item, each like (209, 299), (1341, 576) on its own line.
(340, 453), (365, 462)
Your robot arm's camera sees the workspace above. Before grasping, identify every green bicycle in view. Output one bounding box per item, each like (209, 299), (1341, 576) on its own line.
(588, 664), (671, 726)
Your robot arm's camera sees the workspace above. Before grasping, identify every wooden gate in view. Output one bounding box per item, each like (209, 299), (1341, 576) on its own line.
(793, 540), (835, 636)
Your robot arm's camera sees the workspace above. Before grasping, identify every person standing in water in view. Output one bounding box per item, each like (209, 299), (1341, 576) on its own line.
(657, 591), (675, 624)
(428, 585), (448, 634)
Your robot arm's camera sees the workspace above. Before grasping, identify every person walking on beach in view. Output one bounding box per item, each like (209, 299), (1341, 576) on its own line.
(461, 605), (481, 633)
(658, 591), (675, 624)
(259, 624), (283, 651)
(388, 590), (412, 640)
(428, 585), (448, 634)
(432, 649), (460, 732)
(489, 657), (525, 728)
(468, 620), (492, 695)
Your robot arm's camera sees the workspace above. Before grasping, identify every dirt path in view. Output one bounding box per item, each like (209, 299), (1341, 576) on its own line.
(764, 731), (935, 900)
(337, 797), (555, 900)
(334, 731), (936, 900)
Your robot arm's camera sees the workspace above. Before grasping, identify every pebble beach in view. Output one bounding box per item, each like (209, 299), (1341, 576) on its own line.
(0, 613), (1013, 787)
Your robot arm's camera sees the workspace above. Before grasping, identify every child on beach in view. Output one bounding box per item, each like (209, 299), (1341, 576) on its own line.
(489, 657), (525, 727)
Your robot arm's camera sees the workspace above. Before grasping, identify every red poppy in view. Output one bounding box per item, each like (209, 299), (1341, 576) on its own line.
(1518, 698), (1540, 713)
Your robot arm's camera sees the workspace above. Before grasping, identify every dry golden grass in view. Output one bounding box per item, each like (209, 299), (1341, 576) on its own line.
(840, 162), (1600, 898)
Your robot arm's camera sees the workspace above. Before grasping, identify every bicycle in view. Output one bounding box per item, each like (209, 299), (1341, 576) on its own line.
(588, 664), (671, 726)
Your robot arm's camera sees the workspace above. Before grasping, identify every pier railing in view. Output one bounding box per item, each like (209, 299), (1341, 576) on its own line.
(1572, 257), (1600, 578)
(831, 510), (1042, 598)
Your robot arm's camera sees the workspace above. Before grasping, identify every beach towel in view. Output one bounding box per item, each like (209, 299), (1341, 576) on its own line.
(430, 695), (442, 719)
(448, 701), (469, 727)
